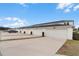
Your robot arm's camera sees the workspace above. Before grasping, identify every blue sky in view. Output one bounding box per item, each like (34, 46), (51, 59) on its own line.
(0, 3), (79, 28)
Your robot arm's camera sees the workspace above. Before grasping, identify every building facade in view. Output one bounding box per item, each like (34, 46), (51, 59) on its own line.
(18, 20), (74, 40)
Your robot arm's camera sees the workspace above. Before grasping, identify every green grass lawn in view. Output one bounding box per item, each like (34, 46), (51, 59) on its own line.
(56, 40), (79, 56)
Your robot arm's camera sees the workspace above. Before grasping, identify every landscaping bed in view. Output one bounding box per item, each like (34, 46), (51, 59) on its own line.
(56, 40), (79, 56)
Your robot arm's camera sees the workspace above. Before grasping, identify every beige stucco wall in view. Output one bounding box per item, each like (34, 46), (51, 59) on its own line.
(66, 28), (73, 40)
(18, 26), (73, 40)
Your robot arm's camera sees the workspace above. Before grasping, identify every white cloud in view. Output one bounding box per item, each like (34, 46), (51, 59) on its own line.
(73, 5), (79, 11)
(75, 24), (79, 28)
(4, 17), (18, 21)
(12, 17), (19, 21)
(19, 3), (27, 7)
(4, 21), (26, 28)
(56, 3), (79, 13)
(4, 17), (12, 20)
(64, 8), (70, 13)
(0, 17), (29, 28)
(67, 4), (74, 8)
(56, 3), (72, 9)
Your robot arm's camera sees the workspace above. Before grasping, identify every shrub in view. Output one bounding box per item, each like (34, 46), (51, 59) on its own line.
(73, 31), (79, 40)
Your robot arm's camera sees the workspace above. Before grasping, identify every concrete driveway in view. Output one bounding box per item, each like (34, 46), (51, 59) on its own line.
(0, 36), (66, 56)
